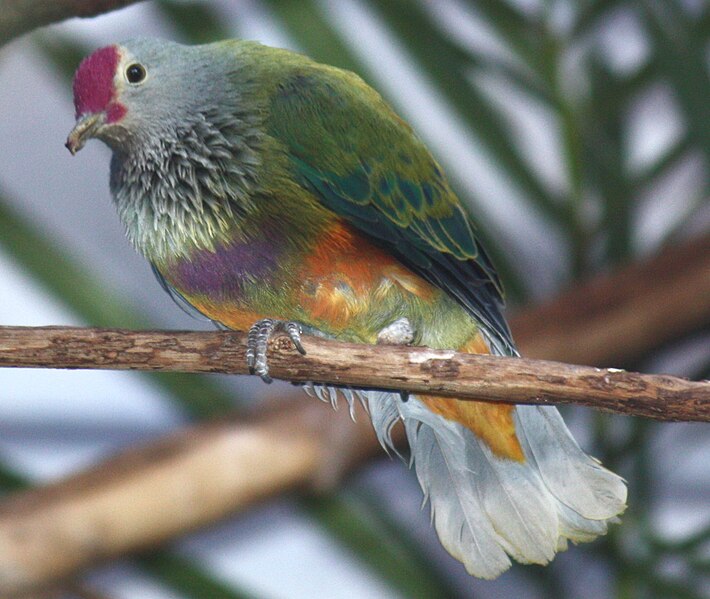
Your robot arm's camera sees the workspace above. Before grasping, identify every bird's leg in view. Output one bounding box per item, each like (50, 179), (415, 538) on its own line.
(376, 317), (415, 402)
(246, 318), (307, 383)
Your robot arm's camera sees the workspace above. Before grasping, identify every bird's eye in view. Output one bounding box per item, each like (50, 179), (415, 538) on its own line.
(125, 63), (146, 84)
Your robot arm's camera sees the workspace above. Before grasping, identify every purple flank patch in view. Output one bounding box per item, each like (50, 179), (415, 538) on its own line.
(73, 45), (121, 119)
(169, 236), (286, 297)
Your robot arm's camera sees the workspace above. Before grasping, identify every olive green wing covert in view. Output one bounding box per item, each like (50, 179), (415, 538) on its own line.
(266, 67), (514, 353)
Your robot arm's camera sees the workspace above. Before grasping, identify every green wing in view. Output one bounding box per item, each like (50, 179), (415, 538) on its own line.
(266, 66), (514, 353)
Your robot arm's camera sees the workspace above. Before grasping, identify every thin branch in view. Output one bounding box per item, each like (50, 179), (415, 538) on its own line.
(0, 325), (707, 421)
(0, 0), (145, 46)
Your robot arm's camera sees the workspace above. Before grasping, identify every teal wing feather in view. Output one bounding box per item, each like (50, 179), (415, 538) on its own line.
(266, 67), (514, 353)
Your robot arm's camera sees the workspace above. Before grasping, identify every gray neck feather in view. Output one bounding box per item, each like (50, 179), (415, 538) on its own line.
(110, 106), (262, 263)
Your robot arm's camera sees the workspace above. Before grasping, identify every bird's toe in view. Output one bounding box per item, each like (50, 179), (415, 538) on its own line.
(245, 318), (306, 383)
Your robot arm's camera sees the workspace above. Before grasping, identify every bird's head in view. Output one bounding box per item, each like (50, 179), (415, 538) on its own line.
(66, 38), (220, 155)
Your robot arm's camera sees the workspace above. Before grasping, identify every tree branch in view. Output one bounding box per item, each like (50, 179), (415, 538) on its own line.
(0, 325), (707, 421)
(511, 233), (710, 365)
(0, 400), (379, 597)
(0, 0), (145, 46)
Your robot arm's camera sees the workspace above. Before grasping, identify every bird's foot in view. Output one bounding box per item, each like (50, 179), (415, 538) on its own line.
(377, 317), (415, 402)
(376, 317), (415, 345)
(246, 319), (306, 383)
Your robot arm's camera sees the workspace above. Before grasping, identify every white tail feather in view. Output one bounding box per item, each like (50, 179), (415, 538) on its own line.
(400, 398), (513, 578)
(466, 432), (559, 564)
(315, 387), (627, 578)
(514, 405), (627, 520)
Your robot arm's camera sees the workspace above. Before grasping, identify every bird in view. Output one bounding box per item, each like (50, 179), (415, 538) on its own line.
(67, 38), (626, 579)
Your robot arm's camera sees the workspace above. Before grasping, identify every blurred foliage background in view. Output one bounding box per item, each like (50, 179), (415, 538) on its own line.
(0, 1), (708, 598)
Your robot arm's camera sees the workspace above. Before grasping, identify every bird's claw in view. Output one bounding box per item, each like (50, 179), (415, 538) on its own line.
(246, 318), (306, 383)
(284, 321), (307, 356)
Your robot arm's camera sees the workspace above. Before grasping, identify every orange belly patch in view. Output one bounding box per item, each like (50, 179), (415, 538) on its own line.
(297, 221), (437, 330)
(420, 333), (525, 462)
(184, 297), (267, 331)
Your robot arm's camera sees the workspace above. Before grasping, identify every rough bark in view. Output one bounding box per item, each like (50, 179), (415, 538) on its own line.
(0, 325), (707, 421)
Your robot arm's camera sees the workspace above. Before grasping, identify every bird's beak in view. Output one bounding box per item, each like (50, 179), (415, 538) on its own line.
(66, 112), (104, 155)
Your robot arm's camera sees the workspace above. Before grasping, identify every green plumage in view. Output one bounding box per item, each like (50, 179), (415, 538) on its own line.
(237, 44), (512, 351)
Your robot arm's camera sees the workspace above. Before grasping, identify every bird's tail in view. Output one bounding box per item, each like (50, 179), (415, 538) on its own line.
(307, 329), (626, 579)
(362, 390), (627, 579)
